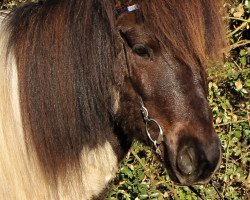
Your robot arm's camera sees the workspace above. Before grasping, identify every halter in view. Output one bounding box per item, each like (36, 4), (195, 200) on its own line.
(138, 96), (164, 156)
(116, 3), (164, 156)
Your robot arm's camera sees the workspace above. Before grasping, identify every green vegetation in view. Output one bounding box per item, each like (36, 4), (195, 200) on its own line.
(1, 0), (249, 199)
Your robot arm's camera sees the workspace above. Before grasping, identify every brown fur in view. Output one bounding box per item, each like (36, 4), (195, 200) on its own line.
(0, 0), (226, 199)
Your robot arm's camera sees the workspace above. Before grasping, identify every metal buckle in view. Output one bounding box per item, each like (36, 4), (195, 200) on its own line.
(116, 4), (139, 17)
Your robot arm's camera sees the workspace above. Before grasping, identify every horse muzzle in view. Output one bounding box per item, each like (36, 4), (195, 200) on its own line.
(163, 134), (222, 186)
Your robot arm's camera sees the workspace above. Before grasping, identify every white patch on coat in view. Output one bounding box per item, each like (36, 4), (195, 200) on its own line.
(0, 17), (118, 200)
(57, 142), (118, 200)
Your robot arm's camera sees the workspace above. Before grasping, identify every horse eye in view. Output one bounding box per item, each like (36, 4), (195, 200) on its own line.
(132, 44), (152, 59)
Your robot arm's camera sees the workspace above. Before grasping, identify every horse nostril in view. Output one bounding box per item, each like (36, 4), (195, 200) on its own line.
(177, 146), (196, 176)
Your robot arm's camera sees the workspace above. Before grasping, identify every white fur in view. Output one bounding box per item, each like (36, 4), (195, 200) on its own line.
(0, 17), (118, 200)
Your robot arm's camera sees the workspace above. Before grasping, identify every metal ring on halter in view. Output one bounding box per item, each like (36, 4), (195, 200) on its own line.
(138, 95), (164, 156)
(146, 119), (164, 145)
(146, 119), (164, 155)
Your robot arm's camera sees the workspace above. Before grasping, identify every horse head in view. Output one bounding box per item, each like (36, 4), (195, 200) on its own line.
(114, 3), (222, 186)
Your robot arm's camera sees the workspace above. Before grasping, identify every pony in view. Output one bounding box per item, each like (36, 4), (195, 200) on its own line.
(0, 0), (225, 199)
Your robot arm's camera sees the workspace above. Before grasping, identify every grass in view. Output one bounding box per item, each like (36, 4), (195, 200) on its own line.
(1, 0), (249, 199)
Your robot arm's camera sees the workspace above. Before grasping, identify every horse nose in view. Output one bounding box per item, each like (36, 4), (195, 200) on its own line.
(176, 138), (221, 184)
(177, 146), (197, 175)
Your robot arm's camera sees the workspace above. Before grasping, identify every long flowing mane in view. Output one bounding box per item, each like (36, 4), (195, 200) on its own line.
(0, 0), (225, 199)
(1, 0), (120, 199)
(8, 0), (117, 178)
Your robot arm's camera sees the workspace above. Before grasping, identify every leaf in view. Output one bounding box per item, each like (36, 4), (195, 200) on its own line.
(245, 79), (250, 87)
(235, 80), (243, 90)
(245, 0), (250, 8)
(241, 89), (248, 94)
(240, 49), (246, 56)
(233, 4), (244, 18)
(232, 114), (238, 122)
(121, 166), (133, 179)
(212, 82), (218, 90)
(139, 194), (148, 199)
(216, 117), (222, 124)
(240, 56), (247, 65)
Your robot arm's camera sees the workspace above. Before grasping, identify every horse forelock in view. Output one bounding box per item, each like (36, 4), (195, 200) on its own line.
(138, 0), (226, 69)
